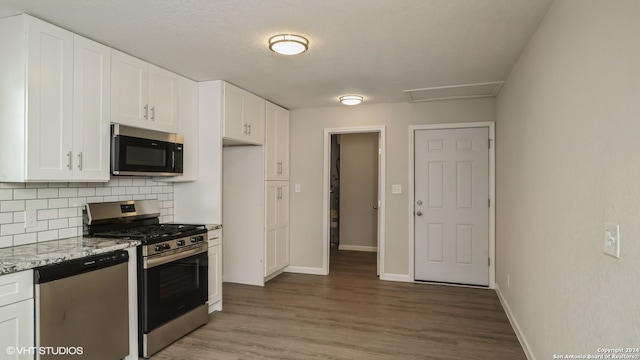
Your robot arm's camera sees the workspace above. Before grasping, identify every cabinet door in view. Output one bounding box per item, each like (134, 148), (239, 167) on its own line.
(111, 50), (149, 127)
(265, 181), (290, 277)
(0, 299), (34, 360)
(148, 65), (178, 132)
(243, 91), (265, 145)
(208, 244), (222, 311)
(25, 17), (74, 181)
(264, 182), (279, 276)
(265, 102), (290, 180)
(72, 35), (110, 181)
(222, 82), (245, 141)
(275, 182), (290, 270)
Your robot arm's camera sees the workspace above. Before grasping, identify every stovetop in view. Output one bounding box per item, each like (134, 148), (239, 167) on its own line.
(84, 200), (208, 247)
(92, 223), (207, 245)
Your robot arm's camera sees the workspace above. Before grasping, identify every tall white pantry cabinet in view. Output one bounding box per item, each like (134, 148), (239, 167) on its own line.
(222, 86), (291, 286)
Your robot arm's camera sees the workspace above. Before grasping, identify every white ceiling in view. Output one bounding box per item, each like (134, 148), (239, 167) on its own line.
(0, 0), (554, 109)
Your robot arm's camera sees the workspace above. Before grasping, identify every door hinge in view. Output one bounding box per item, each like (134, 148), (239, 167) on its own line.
(488, 198), (491, 208)
(488, 257), (491, 267)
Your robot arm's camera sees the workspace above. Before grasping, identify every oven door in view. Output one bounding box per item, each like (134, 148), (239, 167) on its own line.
(141, 246), (208, 332)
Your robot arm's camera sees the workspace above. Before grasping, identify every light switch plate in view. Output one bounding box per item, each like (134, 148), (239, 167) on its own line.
(391, 184), (402, 194)
(603, 223), (620, 258)
(294, 184), (301, 193)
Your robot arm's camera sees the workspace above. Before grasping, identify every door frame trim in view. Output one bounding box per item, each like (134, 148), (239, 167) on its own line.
(408, 122), (495, 288)
(322, 126), (386, 276)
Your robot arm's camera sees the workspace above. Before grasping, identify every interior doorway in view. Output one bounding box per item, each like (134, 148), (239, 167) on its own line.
(323, 126), (386, 276)
(330, 133), (379, 252)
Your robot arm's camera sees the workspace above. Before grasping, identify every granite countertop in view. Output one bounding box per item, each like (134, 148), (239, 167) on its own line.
(205, 224), (222, 231)
(0, 237), (140, 275)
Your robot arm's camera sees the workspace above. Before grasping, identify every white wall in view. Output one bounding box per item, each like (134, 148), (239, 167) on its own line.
(0, 178), (174, 248)
(495, 0), (640, 358)
(289, 99), (495, 276)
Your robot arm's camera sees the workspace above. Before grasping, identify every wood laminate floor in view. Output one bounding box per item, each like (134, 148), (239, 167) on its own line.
(152, 249), (526, 360)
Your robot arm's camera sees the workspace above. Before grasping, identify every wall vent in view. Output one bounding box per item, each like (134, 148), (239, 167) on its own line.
(403, 81), (505, 102)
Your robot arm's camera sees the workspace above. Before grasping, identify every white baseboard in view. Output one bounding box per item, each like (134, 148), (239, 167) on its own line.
(495, 284), (535, 360)
(338, 245), (378, 252)
(284, 266), (328, 276)
(380, 273), (412, 282)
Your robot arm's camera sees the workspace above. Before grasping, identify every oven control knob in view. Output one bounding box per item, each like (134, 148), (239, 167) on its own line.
(154, 245), (163, 252)
(177, 240), (185, 246)
(190, 237), (197, 243)
(163, 243), (171, 250)
(196, 236), (204, 242)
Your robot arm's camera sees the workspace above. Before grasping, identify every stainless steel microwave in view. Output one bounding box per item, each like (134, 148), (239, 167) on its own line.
(111, 124), (184, 176)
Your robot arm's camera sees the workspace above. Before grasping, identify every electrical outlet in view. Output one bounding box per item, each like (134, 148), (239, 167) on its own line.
(391, 184), (402, 194)
(25, 210), (37, 228)
(603, 223), (620, 259)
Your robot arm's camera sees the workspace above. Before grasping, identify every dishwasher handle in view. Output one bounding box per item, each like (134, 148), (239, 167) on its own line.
(35, 250), (129, 284)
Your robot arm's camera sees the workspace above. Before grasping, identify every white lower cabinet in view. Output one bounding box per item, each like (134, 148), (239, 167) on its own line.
(0, 270), (34, 360)
(208, 229), (223, 313)
(264, 181), (290, 278)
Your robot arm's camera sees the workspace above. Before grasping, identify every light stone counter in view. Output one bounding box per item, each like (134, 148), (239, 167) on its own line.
(0, 237), (140, 275)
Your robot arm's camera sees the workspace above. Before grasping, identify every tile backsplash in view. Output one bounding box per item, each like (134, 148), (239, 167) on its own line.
(0, 178), (174, 248)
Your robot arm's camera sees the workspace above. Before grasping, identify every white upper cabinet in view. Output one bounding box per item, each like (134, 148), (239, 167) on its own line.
(222, 82), (265, 145)
(72, 35), (111, 181)
(265, 102), (290, 181)
(148, 64), (179, 132)
(0, 14), (110, 182)
(111, 50), (178, 133)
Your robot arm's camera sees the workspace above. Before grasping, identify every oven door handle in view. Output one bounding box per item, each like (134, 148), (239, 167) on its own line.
(144, 246), (207, 269)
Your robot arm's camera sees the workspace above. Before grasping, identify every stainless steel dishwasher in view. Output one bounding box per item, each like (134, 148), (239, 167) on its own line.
(34, 250), (129, 360)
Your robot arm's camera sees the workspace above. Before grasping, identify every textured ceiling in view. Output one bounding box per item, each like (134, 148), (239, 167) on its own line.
(0, 0), (554, 109)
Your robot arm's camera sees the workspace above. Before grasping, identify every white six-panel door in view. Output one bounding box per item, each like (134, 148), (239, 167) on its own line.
(414, 127), (489, 286)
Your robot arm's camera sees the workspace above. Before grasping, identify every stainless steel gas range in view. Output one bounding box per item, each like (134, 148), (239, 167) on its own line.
(84, 200), (208, 358)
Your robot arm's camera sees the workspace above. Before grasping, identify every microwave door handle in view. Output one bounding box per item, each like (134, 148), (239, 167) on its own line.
(172, 148), (175, 170)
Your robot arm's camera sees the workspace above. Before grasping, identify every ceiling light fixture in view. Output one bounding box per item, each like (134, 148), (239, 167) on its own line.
(339, 95), (364, 106)
(268, 34), (309, 55)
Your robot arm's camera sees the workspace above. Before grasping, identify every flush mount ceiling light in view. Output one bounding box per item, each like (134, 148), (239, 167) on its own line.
(268, 34), (309, 55)
(339, 95), (364, 106)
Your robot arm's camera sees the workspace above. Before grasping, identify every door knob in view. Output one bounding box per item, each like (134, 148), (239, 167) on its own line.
(416, 200), (423, 206)
(373, 206), (379, 210)
(416, 211), (423, 216)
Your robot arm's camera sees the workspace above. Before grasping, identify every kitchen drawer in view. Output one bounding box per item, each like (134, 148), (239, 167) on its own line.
(208, 229), (222, 247)
(0, 270), (33, 307)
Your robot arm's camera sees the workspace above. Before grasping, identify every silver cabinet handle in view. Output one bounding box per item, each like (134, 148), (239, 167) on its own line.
(77, 152), (83, 171)
(277, 161), (283, 175)
(67, 151), (72, 170)
(277, 186), (283, 200)
(151, 106), (155, 121)
(247, 123), (251, 135)
(243, 124), (248, 135)
(144, 105), (148, 120)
